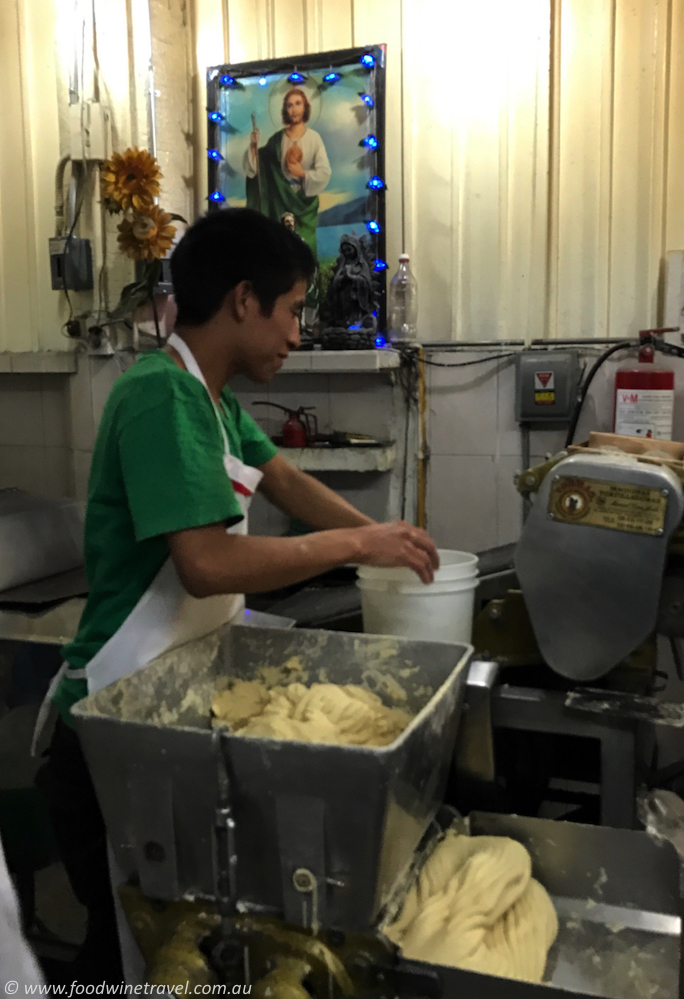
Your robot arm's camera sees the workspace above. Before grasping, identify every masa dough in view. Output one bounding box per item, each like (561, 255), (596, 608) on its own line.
(212, 680), (412, 747)
(386, 831), (558, 983)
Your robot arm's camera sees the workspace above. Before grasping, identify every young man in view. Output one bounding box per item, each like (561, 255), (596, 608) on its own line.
(38, 208), (438, 981)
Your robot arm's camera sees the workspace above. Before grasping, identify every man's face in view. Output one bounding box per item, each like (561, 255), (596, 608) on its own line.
(236, 280), (307, 383)
(286, 94), (306, 124)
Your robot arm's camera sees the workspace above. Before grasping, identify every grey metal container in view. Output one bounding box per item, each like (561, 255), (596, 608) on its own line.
(72, 624), (471, 932)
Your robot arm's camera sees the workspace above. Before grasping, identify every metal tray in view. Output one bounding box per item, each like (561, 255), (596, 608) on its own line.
(72, 624), (471, 931)
(396, 812), (682, 999)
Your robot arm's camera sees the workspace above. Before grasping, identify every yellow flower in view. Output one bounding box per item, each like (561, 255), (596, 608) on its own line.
(117, 206), (176, 261)
(101, 148), (162, 212)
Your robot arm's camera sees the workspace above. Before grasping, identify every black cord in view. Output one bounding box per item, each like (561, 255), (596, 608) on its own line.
(151, 292), (163, 348)
(61, 163), (89, 329)
(564, 340), (634, 447)
(417, 352), (516, 368)
(398, 350), (419, 520)
(391, 346), (516, 369)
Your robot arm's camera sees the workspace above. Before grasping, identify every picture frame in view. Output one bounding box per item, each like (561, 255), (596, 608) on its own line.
(206, 45), (387, 348)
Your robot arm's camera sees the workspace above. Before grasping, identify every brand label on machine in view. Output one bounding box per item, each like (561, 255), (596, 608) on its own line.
(614, 389), (674, 440)
(548, 476), (667, 535)
(534, 371), (555, 406)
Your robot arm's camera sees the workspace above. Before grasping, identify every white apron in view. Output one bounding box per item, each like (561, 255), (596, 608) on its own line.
(32, 333), (262, 754)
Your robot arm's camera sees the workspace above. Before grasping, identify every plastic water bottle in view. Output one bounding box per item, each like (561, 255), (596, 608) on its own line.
(388, 254), (418, 342)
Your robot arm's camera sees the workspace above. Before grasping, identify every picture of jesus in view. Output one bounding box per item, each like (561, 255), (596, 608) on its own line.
(243, 88), (331, 254)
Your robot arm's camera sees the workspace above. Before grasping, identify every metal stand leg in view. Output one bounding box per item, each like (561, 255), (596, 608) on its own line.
(107, 842), (145, 986)
(491, 686), (638, 828)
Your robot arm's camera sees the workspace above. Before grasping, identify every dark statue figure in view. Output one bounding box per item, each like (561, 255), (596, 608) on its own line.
(324, 234), (379, 342)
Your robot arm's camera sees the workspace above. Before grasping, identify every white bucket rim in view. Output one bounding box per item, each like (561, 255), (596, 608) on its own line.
(357, 576), (478, 596)
(356, 549), (478, 585)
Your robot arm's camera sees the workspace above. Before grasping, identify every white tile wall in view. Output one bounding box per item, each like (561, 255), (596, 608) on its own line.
(0, 374), (73, 497)
(73, 450), (93, 502)
(427, 455), (498, 552)
(424, 347), (627, 553)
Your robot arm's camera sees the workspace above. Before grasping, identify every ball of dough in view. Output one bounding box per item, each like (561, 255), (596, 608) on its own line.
(386, 832), (558, 985)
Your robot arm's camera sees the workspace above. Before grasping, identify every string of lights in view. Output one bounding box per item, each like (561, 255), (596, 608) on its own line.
(205, 50), (387, 276)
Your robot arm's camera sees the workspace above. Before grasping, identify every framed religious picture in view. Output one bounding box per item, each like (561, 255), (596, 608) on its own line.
(206, 45), (387, 349)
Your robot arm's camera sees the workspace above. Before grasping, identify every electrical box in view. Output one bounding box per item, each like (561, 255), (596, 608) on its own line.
(515, 350), (580, 424)
(49, 236), (93, 291)
(70, 101), (108, 161)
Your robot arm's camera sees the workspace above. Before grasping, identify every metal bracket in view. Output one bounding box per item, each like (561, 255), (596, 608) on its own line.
(454, 660), (500, 784)
(213, 729), (238, 928)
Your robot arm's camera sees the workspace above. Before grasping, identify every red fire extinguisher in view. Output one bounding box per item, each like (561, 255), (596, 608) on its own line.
(614, 329), (677, 440)
(253, 402), (318, 447)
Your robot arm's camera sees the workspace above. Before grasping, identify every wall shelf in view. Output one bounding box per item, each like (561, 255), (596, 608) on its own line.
(278, 349), (400, 374)
(280, 443), (396, 473)
(0, 351), (77, 374)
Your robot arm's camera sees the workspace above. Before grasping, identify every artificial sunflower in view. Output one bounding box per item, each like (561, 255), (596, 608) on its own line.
(117, 206), (176, 262)
(101, 148), (162, 212)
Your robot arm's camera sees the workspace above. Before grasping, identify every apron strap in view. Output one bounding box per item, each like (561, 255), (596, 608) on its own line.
(167, 333), (232, 458)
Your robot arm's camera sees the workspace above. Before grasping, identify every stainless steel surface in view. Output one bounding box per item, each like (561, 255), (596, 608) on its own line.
(566, 688), (684, 727)
(454, 660), (499, 783)
(468, 811), (680, 914)
(553, 897), (680, 936)
(470, 812), (681, 999)
(0, 597), (85, 645)
(0, 566), (88, 606)
(72, 624), (472, 932)
(0, 489), (84, 592)
(393, 812), (681, 998)
(515, 452), (684, 681)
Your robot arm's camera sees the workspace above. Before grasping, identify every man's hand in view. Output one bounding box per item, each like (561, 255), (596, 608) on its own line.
(354, 521), (439, 584)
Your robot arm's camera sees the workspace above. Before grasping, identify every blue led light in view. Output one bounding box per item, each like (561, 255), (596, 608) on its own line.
(209, 190), (226, 202)
(366, 221), (381, 234)
(208, 111), (223, 123)
(207, 148), (223, 161)
(375, 335), (386, 348)
(288, 71), (306, 84)
(373, 259), (388, 272)
(360, 93), (375, 108)
(258, 77), (268, 86)
(324, 72), (341, 83)
(361, 53), (375, 69)
(363, 135), (379, 150)
(348, 322), (363, 331)
(367, 175), (385, 190)
(220, 74), (235, 86)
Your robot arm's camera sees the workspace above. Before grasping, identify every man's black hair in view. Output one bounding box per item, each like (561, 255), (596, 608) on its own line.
(170, 207), (316, 326)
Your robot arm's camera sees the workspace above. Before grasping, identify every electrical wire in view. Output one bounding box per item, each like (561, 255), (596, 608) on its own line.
(563, 340), (633, 447)
(416, 352), (517, 368)
(390, 346), (517, 368)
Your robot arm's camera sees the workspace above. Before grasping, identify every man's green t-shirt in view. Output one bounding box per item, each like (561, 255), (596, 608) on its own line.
(53, 350), (277, 724)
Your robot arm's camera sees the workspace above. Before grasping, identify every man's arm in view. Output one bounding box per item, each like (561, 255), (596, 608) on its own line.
(167, 520), (439, 598)
(258, 453), (373, 529)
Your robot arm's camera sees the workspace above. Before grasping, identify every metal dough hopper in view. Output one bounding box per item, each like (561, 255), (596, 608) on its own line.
(71, 624), (471, 932)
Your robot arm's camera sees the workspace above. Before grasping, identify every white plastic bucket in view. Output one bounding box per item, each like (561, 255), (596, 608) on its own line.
(356, 549), (479, 644)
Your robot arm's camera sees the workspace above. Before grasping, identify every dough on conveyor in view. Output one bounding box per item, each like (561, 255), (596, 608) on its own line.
(385, 831), (558, 983)
(212, 680), (413, 747)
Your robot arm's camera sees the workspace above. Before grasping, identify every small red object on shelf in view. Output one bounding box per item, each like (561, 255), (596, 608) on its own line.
(253, 402), (318, 447)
